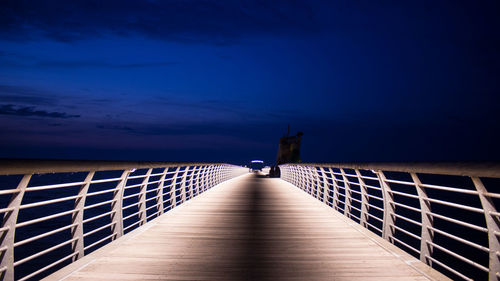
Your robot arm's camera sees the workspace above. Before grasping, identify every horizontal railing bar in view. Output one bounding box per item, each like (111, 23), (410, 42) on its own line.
(14, 238), (78, 267)
(83, 234), (115, 251)
(419, 183), (478, 195)
(350, 197), (363, 205)
(428, 226), (489, 252)
(123, 219), (142, 232)
(82, 210), (116, 224)
(490, 211), (500, 217)
(126, 174), (151, 180)
(364, 184), (382, 191)
(83, 199), (117, 210)
(367, 203), (384, 213)
(14, 223), (78, 247)
(485, 192), (500, 199)
(122, 193), (140, 200)
(424, 255), (472, 281)
(365, 193), (383, 202)
(0, 189), (20, 195)
(18, 252), (78, 281)
(349, 189), (362, 196)
(83, 222), (116, 237)
(286, 162), (500, 178)
(391, 224), (421, 241)
(26, 181), (86, 191)
(89, 177), (122, 184)
(389, 235), (420, 254)
(20, 195), (81, 209)
(366, 221), (383, 233)
(423, 198), (484, 214)
(349, 204), (362, 214)
(122, 211), (139, 222)
(146, 210), (160, 221)
(0, 159), (225, 175)
(16, 209), (78, 228)
(391, 201), (421, 213)
(123, 182), (146, 190)
(86, 188), (119, 197)
(359, 175), (379, 181)
(427, 241), (489, 272)
(427, 212), (487, 232)
(383, 179), (415, 186)
(387, 189), (420, 200)
(365, 212), (384, 223)
(393, 213), (422, 226)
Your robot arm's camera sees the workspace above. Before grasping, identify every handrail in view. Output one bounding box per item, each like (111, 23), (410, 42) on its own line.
(280, 163), (500, 281)
(291, 162), (500, 178)
(0, 159), (228, 175)
(0, 161), (247, 281)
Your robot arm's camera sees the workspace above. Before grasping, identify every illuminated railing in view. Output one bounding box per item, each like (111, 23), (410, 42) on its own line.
(280, 163), (500, 281)
(0, 160), (247, 281)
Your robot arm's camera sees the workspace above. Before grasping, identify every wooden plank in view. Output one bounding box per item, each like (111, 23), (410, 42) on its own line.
(45, 173), (450, 281)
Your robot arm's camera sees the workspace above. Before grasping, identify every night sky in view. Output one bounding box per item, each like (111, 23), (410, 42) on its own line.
(1, 1), (499, 165)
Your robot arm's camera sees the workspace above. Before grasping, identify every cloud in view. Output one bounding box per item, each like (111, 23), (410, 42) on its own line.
(0, 85), (58, 106)
(35, 60), (178, 68)
(0, 0), (318, 44)
(0, 104), (80, 118)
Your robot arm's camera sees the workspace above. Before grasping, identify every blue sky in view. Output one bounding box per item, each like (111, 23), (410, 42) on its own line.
(0, 1), (499, 164)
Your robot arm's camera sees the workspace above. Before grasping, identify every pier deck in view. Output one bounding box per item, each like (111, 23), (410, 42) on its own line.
(46, 173), (448, 281)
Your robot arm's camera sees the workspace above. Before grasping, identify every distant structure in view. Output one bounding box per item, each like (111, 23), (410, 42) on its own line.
(270, 125), (303, 177)
(249, 160), (264, 172)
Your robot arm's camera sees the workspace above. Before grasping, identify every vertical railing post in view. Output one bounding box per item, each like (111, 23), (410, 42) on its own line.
(170, 167), (181, 208)
(180, 166), (189, 204)
(294, 165), (300, 187)
(305, 167), (312, 193)
(203, 166), (210, 191)
(297, 166), (304, 191)
(411, 173), (434, 265)
(0, 174), (31, 281)
(319, 167), (328, 204)
(111, 169), (132, 239)
(72, 171), (95, 261)
(138, 168), (152, 226)
(201, 166), (208, 192)
(329, 168), (340, 212)
(215, 165), (221, 185)
(308, 167), (315, 195)
(208, 165), (215, 188)
(198, 166), (206, 193)
(193, 166), (201, 197)
(313, 167), (322, 200)
(156, 167), (168, 217)
(184, 166), (193, 201)
(377, 170), (395, 241)
(340, 169), (353, 219)
(472, 176), (500, 280)
(355, 169), (369, 228)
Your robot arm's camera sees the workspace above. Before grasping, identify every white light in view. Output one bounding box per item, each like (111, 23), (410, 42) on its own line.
(251, 160), (264, 163)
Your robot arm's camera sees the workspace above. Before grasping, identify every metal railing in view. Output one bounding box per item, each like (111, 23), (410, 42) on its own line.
(280, 163), (500, 281)
(0, 160), (247, 281)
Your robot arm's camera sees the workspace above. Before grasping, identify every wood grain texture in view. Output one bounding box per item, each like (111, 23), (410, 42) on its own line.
(45, 173), (450, 281)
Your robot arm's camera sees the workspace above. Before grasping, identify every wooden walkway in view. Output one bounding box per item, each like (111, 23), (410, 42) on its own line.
(46, 173), (449, 281)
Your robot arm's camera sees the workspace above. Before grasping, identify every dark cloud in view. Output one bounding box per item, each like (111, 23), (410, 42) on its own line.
(0, 85), (58, 105)
(96, 124), (134, 132)
(0, 104), (80, 118)
(35, 60), (178, 68)
(0, 0), (317, 44)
